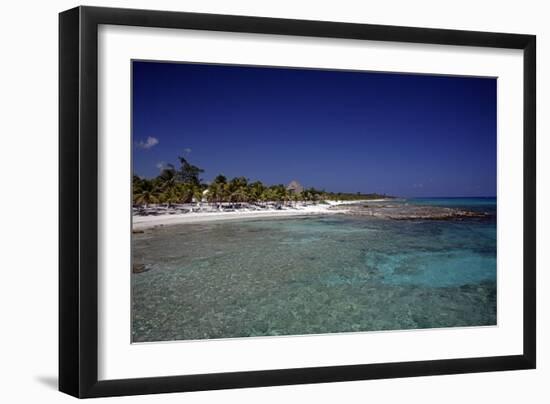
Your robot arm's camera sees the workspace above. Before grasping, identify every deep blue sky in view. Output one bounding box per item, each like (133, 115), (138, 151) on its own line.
(132, 61), (496, 197)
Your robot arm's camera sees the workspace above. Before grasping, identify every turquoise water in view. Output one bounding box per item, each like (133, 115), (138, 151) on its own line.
(132, 198), (496, 342)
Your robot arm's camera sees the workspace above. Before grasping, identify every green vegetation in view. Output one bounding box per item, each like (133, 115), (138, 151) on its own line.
(133, 156), (391, 207)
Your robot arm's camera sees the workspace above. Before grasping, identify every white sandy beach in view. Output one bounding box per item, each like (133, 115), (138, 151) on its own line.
(133, 200), (388, 230)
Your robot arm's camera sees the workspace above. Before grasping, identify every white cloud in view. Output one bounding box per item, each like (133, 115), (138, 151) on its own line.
(156, 161), (165, 170)
(183, 147), (192, 154)
(136, 136), (159, 149)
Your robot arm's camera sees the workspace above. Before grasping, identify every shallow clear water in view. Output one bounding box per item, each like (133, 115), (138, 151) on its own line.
(132, 198), (496, 342)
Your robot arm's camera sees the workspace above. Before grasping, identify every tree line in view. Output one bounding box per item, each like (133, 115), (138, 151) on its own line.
(133, 156), (389, 207)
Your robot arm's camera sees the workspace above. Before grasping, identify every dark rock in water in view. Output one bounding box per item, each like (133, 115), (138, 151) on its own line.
(133, 263), (150, 274)
(332, 203), (489, 221)
(389, 207), (489, 220)
(132, 229), (145, 234)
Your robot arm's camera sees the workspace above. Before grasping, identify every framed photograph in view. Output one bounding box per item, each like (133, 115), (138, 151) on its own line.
(59, 6), (536, 398)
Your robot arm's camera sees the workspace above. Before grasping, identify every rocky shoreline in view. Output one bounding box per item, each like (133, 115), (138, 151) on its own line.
(330, 203), (490, 221)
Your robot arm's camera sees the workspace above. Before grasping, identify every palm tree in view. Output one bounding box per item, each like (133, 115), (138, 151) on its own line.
(192, 186), (204, 207)
(213, 174), (227, 185)
(207, 182), (227, 208)
(248, 181), (266, 204)
(162, 187), (181, 206)
(134, 188), (159, 207)
(269, 184), (287, 205)
(156, 167), (179, 206)
(290, 192), (300, 207)
(176, 156), (204, 186)
(132, 175), (145, 195)
(133, 175), (162, 207)
(228, 177), (248, 195)
(177, 183), (194, 204)
(230, 187), (249, 203)
(259, 188), (275, 207)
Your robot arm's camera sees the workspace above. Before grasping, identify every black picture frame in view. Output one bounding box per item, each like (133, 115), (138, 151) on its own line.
(59, 5), (536, 398)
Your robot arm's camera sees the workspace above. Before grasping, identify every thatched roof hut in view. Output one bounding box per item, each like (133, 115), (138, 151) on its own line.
(286, 180), (304, 194)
